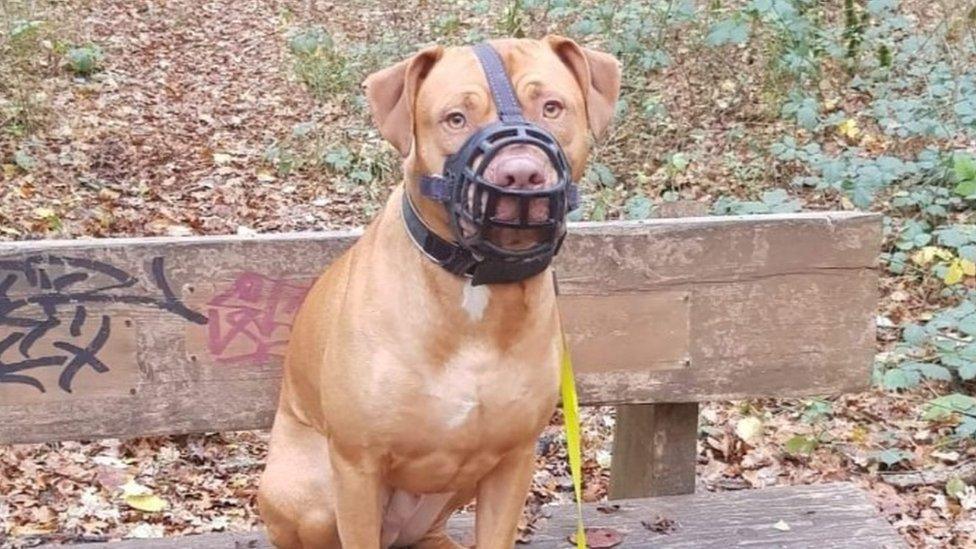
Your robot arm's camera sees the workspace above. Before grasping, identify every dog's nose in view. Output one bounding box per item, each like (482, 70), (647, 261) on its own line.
(494, 156), (547, 189)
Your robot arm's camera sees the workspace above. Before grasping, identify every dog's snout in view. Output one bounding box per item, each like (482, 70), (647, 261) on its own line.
(484, 146), (555, 190)
(495, 156), (546, 189)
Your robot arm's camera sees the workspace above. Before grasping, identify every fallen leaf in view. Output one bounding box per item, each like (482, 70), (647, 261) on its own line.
(931, 450), (960, 463)
(912, 246), (951, 266)
(124, 493), (168, 513)
(570, 528), (624, 548)
(945, 259), (965, 285)
(165, 224), (194, 237)
(126, 523), (164, 538)
(735, 416), (763, 445)
(121, 479), (168, 512)
(32, 207), (56, 219)
(772, 519), (791, 532)
(641, 514), (679, 534)
(838, 118), (860, 140)
(784, 434), (819, 455)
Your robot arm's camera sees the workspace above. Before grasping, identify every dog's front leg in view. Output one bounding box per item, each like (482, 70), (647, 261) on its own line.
(475, 444), (536, 549)
(330, 445), (384, 548)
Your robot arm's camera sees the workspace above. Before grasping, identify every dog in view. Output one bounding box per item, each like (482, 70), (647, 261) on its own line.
(257, 35), (620, 548)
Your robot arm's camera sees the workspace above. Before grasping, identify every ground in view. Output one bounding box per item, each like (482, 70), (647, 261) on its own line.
(2, 0), (976, 547)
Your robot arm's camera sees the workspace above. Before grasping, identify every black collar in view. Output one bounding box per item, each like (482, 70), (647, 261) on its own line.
(400, 190), (553, 286)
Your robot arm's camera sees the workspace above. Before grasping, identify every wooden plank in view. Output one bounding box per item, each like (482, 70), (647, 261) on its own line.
(609, 402), (699, 498)
(35, 483), (904, 548)
(0, 212), (881, 443)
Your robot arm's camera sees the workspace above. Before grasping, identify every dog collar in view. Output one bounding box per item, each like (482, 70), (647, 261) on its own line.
(401, 190), (553, 285)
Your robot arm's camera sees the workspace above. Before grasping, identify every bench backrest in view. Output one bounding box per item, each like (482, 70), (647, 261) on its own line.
(0, 212), (880, 444)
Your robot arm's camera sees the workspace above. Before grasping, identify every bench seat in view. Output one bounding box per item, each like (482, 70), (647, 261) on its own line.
(42, 483), (902, 548)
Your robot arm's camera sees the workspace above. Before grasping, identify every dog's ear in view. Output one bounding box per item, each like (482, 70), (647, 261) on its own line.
(363, 46), (443, 156)
(544, 35), (621, 140)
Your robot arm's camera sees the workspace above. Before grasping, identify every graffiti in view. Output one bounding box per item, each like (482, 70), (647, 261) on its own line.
(206, 272), (309, 365)
(0, 255), (206, 393)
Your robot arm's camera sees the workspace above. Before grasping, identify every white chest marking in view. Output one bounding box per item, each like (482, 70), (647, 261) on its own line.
(461, 280), (490, 321)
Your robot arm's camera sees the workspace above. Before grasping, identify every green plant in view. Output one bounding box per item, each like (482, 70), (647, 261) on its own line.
(499, 0), (526, 38)
(952, 153), (976, 197)
(286, 26), (354, 102)
(65, 43), (102, 76)
(1, 13), (57, 136)
(712, 189), (803, 215)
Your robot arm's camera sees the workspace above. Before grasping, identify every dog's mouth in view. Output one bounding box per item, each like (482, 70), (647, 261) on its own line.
(460, 147), (558, 251)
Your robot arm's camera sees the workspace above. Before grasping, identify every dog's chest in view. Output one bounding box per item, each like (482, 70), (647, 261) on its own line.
(379, 344), (558, 491)
(425, 348), (546, 434)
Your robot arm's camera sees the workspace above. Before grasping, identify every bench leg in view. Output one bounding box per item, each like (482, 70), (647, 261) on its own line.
(608, 402), (698, 499)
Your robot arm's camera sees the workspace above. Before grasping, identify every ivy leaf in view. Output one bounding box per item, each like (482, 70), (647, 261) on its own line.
(624, 194), (653, 220)
(13, 150), (35, 171)
(958, 417), (976, 438)
(867, 0), (896, 13)
(883, 367), (920, 390)
(959, 246), (976, 261)
(707, 18), (749, 46)
(587, 163), (616, 187)
(959, 362), (976, 380)
(923, 393), (976, 421)
(906, 362), (952, 381)
(958, 315), (976, 336)
(852, 185), (875, 209)
(873, 448), (912, 467)
(796, 98), (819, 130)
(935, 226), (974, 247)
(902, 324), (927, 345)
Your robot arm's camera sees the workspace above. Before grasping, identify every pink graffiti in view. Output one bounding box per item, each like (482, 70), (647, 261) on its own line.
(206, 272), (310, 365)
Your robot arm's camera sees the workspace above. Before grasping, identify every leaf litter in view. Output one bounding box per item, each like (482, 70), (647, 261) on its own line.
(1, 0), (974, 547)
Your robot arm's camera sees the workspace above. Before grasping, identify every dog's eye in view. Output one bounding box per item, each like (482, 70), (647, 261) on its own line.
(542, 100), (564, 119)
(446, 112), (467, 129)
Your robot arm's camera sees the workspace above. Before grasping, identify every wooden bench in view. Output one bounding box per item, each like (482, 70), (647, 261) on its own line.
(1, 211), (904, 547)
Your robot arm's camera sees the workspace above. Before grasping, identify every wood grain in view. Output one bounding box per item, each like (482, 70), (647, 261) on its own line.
(608, 201), (707, 500)
(609, 402), (700, 498)
(0, 212), (881, 443)
(36, 483), (904, 548)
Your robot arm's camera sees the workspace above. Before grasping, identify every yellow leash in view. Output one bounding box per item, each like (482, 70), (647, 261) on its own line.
(560, 332), (586, 549)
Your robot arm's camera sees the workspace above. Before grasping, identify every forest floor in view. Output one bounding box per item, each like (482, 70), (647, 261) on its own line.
(2, 0), (976, 547)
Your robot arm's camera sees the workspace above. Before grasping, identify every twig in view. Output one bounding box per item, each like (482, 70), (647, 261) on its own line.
(881, 459), (976, 489)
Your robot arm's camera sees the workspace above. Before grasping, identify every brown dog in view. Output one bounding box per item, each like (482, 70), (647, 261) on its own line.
(257, 36), (620, 548)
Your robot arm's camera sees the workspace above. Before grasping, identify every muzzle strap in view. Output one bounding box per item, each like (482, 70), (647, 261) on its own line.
(401, 190), (554, 284)
(472, 43), (524, 122)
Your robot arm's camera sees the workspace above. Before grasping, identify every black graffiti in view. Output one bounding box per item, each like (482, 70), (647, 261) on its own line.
(0, 255), (207, 393)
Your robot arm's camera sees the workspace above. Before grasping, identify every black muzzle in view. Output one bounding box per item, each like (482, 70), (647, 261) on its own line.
(413, 42), (579, 286)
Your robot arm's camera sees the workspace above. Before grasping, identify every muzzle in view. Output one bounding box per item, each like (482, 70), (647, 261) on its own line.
(408, 42), (580, 286)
